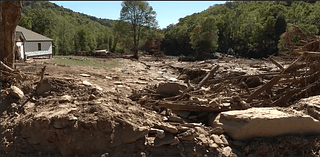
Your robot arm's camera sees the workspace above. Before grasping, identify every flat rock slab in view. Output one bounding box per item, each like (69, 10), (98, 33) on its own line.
(212, 107), (320, 140)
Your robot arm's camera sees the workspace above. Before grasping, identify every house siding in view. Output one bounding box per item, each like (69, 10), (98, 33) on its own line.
(24, 41), (52, 57)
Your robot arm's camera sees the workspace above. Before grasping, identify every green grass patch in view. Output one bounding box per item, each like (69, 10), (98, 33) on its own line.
(51, 56), (121, 69)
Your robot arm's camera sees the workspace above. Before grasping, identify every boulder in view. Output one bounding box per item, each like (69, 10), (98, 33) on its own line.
(212, 107), (320, 140)
(156, 82), (187, 96)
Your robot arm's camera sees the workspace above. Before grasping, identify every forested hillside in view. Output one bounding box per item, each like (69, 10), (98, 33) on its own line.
(18, 1), (320, 59)
(161, 1), (320, 58)
(18, 1), (160, 55)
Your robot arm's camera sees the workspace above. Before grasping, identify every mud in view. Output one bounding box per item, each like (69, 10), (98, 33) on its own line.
(1, 55), (320, 157)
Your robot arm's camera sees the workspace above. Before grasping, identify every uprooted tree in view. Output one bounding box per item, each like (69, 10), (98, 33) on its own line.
(1, 1), (23, 68)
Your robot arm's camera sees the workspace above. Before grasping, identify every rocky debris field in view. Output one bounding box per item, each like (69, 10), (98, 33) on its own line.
(1, 53), (320, 157)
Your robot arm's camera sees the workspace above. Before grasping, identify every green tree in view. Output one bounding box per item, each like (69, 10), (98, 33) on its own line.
(19, 13), (32, 29)
(56, 17), (75, 55)
(120, 1), (157, 59)
(190, 16), (218, 53)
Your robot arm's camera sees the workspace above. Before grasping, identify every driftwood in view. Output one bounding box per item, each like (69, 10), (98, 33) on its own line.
(269, 56), (284, 71)
(0, 61), (14, 72)
(246, 54), (304, 103)
(207, 72), (284, 84)
(196, 65), (219, 89)
(272, 79), (320, 106)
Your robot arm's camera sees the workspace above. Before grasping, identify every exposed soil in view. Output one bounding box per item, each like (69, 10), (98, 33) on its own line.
(1, 54), (320, 157)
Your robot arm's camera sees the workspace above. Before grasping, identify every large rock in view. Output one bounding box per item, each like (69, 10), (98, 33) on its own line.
(212, 107), (320, 140)
(10, 86), (24, 99)
(156, 82), (187, 96)
(291, 95), (320, 120)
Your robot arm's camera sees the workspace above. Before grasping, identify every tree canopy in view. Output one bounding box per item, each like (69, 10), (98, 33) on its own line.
(18, 1), (320, 59)
(120, 1), (157, 59)
(161, 1), (320, 58)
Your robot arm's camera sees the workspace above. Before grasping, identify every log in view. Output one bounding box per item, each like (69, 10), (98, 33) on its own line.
(296, 51), (320, 57)
(269, 56), (284, 71)
(0, 61), (14, 72)
(196, 65), (219, 89)
(246, 55), (304, 103)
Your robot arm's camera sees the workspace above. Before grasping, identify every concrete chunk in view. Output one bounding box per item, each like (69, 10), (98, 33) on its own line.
(212, 107), (320, 140)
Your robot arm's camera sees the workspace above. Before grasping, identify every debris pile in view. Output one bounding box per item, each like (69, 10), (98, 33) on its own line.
(132, 51), (320, 114)
(129, 28), (320, 155)
(280, 25), (320, 55)
(0, 61), (25, 89)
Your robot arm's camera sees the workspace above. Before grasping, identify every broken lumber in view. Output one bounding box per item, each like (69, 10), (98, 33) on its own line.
(272, 80), (320, 106)
(196, 65), (220, 89)
(246, 54), (304, 103)
(269, 56), (284, 71)
(297, 51), (320, 57)
(207, 72), (285, 85)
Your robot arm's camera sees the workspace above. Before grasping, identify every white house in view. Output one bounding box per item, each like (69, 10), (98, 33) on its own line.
(15, 26), (53, 60)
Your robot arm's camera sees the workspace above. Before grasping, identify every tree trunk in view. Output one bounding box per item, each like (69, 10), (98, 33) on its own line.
(1, 1), (22, 68)
(133, 24), (139, 60)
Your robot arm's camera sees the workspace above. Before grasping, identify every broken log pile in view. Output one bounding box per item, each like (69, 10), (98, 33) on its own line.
(0, 61), (25, 88)
(131, 53), (319, 113)
(130, 26), (320, 124)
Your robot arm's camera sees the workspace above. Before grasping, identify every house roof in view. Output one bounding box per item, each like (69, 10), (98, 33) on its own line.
(15, 31), (26, 42)
(16, 26), (53, 42)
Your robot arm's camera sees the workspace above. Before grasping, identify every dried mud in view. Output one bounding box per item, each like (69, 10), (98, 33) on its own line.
(1, 55), (320, 157)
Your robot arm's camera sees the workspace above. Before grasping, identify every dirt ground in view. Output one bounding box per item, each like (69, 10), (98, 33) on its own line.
(1, 54), (320, 157)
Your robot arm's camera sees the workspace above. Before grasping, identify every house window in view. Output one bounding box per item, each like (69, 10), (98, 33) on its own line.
(38, 43), (41, 51)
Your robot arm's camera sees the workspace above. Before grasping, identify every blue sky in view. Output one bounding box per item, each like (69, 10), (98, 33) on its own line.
(50, 1), (226, 29)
